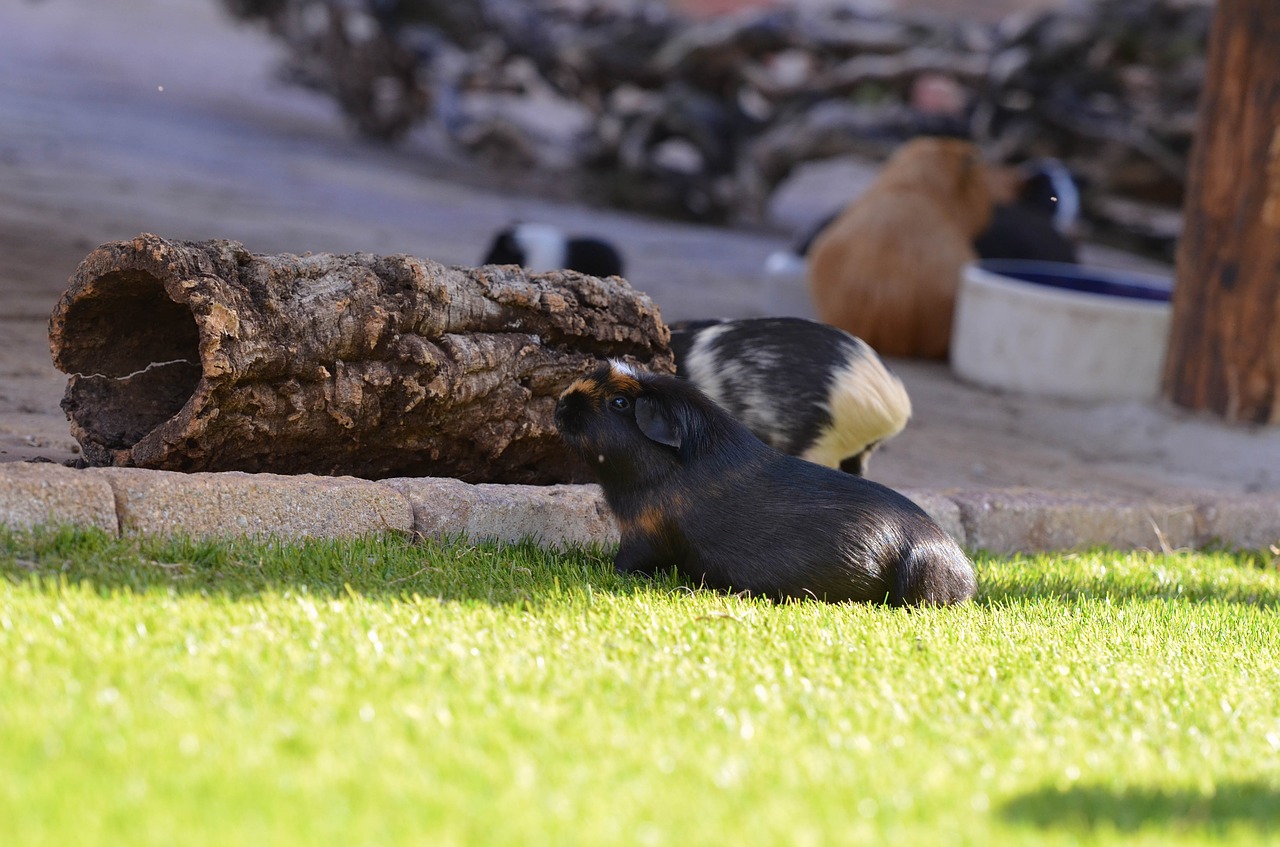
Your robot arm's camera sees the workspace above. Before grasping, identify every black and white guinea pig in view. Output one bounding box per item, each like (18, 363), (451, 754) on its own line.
(483, 223), (625, 278)
(668, 317), (911, 475)
(554, 360), (975, 606)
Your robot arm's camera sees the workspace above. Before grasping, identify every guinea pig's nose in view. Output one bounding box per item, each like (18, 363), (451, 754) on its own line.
(555, 392), (586, 434)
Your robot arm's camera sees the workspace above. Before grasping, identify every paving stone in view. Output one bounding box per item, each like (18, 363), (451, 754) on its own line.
(94, 468), (412, 539)
(947, 488), (1201, 554)
(897, 488), (966, 548)
(1193, 493), (1280, 551)
(0, 462), (117, 534)
(382, 477), (618, 549)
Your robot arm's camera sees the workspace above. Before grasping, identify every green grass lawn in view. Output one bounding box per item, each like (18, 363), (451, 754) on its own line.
(2, 527), (1278, 846)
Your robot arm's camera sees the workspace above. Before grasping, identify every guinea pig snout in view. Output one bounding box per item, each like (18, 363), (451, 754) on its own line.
(554, 390), (587, 435)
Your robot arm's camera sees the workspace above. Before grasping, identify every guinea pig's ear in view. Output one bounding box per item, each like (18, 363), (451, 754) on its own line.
(634, 395), (682, 449)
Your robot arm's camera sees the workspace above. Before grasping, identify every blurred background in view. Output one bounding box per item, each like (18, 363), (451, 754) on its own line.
(2, 0), (1201, 312)
(210, 0), (1199, 258)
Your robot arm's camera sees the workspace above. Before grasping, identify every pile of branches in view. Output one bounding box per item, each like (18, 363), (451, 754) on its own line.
(223, 0), (1212, 257)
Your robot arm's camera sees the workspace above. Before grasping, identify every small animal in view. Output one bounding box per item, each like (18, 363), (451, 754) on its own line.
(974, 158), (1080, 264)
(483, 223), (625, 278)
(555, 360), (976, 605)
(668, 317), (911, 475)
(807, 136), (994, 359)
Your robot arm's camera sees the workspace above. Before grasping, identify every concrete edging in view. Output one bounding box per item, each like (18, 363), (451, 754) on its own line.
(1, 463), (1278, 554)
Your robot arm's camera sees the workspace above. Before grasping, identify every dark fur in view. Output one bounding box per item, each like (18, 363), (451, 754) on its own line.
(555, 363), (976, 605)
(974, 161), (1080, 263)
(973, 204), (1077, 263)
(482, 226), (625, 278)
(483, 229), (526, 266)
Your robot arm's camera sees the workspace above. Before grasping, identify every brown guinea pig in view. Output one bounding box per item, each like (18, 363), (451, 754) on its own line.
(554, 360), (976, 605)
(807, 136), (994, 359)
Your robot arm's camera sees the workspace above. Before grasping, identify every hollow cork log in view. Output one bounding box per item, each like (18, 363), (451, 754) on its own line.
(48, 233), (673, 483)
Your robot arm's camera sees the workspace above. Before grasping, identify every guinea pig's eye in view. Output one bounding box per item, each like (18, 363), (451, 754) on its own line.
(609, 396), (631, 412)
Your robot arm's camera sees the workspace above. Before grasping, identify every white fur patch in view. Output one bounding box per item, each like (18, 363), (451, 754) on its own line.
(681, 322), (731, 405)
(726, 351), (783, 439)
(513, 223), (568, 272)
(609, 358), (637, 378)
(802, 346), (912, 469)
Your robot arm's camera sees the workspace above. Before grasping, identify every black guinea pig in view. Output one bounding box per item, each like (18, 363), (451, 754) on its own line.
(555, 360), (976, 606)
(973, 158), (1080, 264)
(669, 317), (911, 475)
(483, 223), (625, 278)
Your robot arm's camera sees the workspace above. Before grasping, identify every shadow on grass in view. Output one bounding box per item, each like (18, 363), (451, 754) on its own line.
(1002, 781), (1280, 835)
(0, 524), (683, 607)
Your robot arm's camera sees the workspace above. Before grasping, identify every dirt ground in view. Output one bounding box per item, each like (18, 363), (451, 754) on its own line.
(2, 0), (1277, 498)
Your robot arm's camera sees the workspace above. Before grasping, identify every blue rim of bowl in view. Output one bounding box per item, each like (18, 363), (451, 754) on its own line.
(976, 259), (1173, 303)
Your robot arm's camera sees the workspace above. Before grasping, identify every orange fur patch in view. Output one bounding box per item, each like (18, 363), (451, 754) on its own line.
(807, 137), (994, 359)
(619, 502), (680, 540)
(559, 365), (643, 405)
(636, 504), (667, 536)
(561, 377), (598, 400)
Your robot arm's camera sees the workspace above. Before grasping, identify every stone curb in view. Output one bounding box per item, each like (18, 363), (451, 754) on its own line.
(944, 488), (1202, 555)
(381, 477), (617, 549)
(1, 463), (1278, 554)
(90, 468), (413, 540)
(0, 463), (117, 534)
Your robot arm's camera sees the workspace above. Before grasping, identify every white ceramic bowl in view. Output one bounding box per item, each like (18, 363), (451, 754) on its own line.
(950, 260), (1174, 401)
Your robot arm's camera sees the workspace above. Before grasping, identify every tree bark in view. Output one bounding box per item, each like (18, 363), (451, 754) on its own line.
(48, 233), (673, 482)
(1162, 0), (1280, 424)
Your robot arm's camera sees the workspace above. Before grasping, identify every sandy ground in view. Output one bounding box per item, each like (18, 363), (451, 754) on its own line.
(2, 0), (1277, 498)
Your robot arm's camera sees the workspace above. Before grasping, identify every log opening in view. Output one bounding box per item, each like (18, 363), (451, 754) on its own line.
(54, 269), (203, 453)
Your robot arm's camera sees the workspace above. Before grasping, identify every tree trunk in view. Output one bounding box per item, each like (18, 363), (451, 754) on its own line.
(48, 233), (673, 483)
(1162, 0), (1280, 424)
